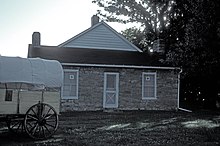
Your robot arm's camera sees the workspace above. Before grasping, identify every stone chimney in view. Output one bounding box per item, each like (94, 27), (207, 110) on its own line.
(152, 39), (165, 54)
(91, 15), (99, 26)
(32, 32), (41, 46)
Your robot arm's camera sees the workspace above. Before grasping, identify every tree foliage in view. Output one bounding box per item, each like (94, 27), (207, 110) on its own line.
(121, 27), (149, 51)
(92, 0), (176, 50)
(166, 0), (220, 71)
(165, 0), (220, 109)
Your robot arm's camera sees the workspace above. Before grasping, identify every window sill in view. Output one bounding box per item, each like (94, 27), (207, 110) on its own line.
(62, 96), (78, 100)
(142, 97), (157, 100)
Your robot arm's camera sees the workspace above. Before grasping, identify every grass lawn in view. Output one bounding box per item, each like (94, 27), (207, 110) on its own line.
(0, 110), (220, 146)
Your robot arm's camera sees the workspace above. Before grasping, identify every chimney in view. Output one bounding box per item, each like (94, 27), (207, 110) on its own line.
(91, 15), (99, 26)
(32, 32), (41, 46)
(152, 39), (165, 54)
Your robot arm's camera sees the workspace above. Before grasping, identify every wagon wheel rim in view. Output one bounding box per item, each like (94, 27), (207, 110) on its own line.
(24, 103), (58, 140)
(7, 115), (25, 134)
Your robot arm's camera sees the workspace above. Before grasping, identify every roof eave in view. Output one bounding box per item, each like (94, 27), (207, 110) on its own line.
(61, 63), (179, 70)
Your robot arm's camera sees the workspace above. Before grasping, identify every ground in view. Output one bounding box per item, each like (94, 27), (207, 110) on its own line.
(0, 110), (220, 146)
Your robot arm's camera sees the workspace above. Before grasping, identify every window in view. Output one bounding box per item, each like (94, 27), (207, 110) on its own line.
(5, 90), (13, 101)
(62, 70), (79, 99)
(142, 72), (157, 99)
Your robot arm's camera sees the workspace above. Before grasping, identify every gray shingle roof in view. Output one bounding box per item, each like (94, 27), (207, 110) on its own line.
(28, 45), (165, 67)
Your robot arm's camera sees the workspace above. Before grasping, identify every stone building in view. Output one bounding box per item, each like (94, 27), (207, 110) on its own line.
(28, 16), (181, 111)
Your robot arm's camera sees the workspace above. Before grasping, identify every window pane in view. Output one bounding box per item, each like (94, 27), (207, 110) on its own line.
(143, 73), (156, 98)
(106, 74), (116, 90)
(144, 75), (155, 86)
(144, 86), (155, 97)
(64, 72), (77, 84)
(63, 71), (78, 98)
(63, 85), (70, 96)
(5, 90), (13, 101)
(70, 85), (77, 96)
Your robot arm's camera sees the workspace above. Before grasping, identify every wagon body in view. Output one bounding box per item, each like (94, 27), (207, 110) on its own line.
(0, 89), (60, 114)
(0, 56), (63, 139)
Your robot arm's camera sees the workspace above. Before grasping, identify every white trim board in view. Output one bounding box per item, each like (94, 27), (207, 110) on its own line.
(61, 63), (179, 70)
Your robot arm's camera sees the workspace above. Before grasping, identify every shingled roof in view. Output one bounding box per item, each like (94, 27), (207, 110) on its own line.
(28, 16), (177, 70)
(28, 45), (168, 68)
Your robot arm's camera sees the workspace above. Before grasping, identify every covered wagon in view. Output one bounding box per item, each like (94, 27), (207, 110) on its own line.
(0, 56), (63, 139)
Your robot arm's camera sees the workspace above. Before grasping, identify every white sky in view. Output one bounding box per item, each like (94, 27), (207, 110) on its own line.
(0, 0), (133, 58)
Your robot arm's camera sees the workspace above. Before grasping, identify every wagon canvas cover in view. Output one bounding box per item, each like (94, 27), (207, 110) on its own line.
(0, 56), (63, 90)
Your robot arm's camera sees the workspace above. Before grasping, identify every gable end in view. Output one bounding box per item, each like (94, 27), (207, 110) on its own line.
(58, 22), (142, 52)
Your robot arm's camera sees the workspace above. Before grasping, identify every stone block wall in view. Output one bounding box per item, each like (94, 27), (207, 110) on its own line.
(61, 66), (179, 111)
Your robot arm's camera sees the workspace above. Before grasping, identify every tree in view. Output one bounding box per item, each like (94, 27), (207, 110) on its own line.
(121, 27), (150, 52)
(92, 0), (176, 51)
(165, 0), (220, 77)
(166, 0), (219, 67)
(165, 0), (220, 109)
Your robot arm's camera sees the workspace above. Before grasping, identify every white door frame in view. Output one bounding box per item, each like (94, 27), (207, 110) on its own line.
(103, 72), (119, 108)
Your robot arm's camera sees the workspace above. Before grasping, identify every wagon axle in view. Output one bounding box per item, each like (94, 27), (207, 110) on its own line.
(38, 119), (47, 126)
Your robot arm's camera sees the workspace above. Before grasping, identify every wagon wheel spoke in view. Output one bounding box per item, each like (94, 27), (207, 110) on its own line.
(45, 122), (56, 129)
(11, 120), (20, 129)
(24, 103), (58, 140)
(45, 114), (54, 120)
(10, 120), (21, 133)
(41, 104), (46, 118)
(26, 121), (35, 127)
(26, 114), (38, 121)
(16, 122), (22, 133)
(43, 125), (52, 134)
(42, 107), (55, 119)
(36, 125), (41, 138)
(31, 123), (39, 136)
(41, 126), (46, 138)
(27, 122), (35, 132)
(46, 119), (57, 122)
(7, 116), (25, 134)
(31, 108), (38, 116)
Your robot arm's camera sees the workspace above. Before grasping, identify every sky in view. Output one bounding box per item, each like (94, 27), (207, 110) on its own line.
(0, 0), (131, 58)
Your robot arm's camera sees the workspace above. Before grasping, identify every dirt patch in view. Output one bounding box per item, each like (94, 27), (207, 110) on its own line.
(0, 110), (220, 146)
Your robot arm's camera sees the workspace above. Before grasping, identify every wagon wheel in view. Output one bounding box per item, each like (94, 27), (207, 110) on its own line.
(24, 103), (58, 140)
(6, 115), (25, 134)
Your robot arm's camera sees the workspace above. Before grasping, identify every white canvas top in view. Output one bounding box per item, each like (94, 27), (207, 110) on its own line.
(0, 56), (63, 90)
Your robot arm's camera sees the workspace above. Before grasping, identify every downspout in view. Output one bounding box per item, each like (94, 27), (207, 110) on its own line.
(177, 69), (192, 112)
(177, 69), (182, 109)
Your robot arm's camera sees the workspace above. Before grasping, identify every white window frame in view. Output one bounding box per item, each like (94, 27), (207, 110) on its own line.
(62, 69), (79, 99)
(103, 72), (119, 108)
(142, 72), (157, 99)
